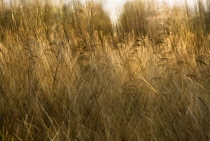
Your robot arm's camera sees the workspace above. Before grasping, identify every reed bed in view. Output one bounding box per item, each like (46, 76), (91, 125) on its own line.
(0, 0), (210, 140)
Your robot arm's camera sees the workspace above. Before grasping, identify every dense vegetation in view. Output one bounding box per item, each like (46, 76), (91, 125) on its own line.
(0, 0), (210, 140)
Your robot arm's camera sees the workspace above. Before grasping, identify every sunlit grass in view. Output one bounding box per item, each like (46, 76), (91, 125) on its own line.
(0, 0), (210, 140)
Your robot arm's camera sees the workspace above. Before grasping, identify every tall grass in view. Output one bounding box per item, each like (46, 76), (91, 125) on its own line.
(0, 0), (210, 140)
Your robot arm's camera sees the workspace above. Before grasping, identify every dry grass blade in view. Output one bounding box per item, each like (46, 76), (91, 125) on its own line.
(137, 72), (159, 94)
(184, 75), (210, 93)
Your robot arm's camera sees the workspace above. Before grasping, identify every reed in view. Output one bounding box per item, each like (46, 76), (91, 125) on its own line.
(0, 0), (210, 140)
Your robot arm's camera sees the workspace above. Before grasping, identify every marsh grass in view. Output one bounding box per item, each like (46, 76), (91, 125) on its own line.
(0, 0), (210, 140)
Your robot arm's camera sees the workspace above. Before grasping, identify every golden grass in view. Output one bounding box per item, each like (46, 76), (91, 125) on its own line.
(0, 0), (210, 140)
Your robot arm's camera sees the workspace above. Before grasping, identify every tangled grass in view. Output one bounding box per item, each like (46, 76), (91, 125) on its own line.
(0, 0), (210, 140)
